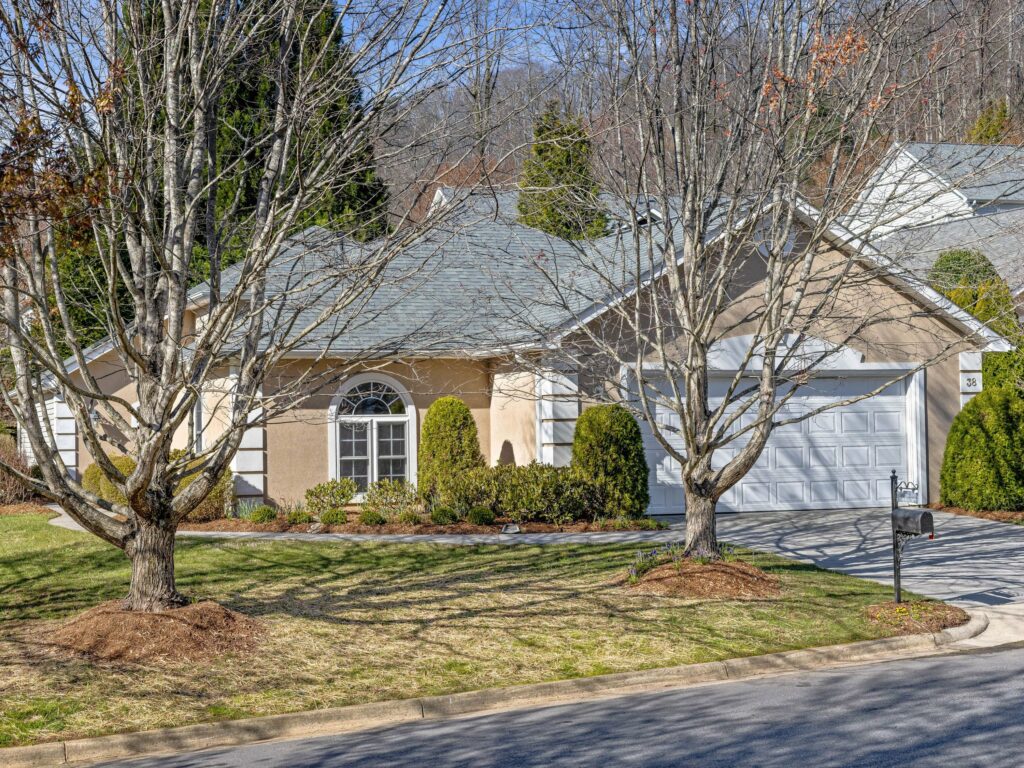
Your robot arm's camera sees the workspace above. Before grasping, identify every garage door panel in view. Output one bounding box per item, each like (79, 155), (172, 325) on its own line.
(643, 373), (911, 514)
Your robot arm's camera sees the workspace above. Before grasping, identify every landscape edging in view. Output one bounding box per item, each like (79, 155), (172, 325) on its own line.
(2, 611), (988, 768)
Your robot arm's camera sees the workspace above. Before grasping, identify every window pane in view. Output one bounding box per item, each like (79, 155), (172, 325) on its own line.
(339, 422), (370, 491)
(377, 422), (407, 481)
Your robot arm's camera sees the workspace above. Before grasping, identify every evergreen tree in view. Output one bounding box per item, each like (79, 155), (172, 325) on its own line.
(56, 0), (390, 343)
(966, 99), (1012, 144)
(517, 102), (607, 239)
(930, 248), (1024, 388)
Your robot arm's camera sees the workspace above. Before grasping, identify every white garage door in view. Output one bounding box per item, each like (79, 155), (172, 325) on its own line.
(642, 375), (910, 515)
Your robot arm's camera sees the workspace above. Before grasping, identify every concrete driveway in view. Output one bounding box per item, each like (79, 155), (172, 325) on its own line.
(717, 507), (1024, 607)
(717, 507), (1024, 646)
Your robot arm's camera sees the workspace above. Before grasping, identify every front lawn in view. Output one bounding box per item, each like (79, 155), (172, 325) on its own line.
(2, 513), (927, 747)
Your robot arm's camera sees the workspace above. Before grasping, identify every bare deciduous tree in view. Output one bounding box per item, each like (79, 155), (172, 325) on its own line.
(0, 0), (498, 611)
(501, 0), (1013, 557)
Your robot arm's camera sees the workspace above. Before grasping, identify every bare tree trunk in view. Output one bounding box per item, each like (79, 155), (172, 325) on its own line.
(683, 489), (720, 560)
(124, 518), (187, 612)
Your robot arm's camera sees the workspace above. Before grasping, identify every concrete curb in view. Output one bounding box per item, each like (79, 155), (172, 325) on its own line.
(1, 612), (988, 768)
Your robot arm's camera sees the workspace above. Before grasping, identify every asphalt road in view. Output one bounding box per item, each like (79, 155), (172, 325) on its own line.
(96, 644), (1024, 768)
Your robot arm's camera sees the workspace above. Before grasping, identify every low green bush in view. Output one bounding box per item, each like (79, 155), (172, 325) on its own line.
(429, 506), (459, 525)
(358, 507), (387, 526)
(318, 508), (348, 526)
(248, 504), (278, 524)
(494, 462), (604, 525)
(437, 465), (499, 514)
(285, 506), (313, 525)
(395, 508), (423, 525)
(571, 404), (650, 519)
(940, 386), (1024, 510)
(363, 479), (420, 522)
(466, 505), (496, 526)
(305, 478), (358, 518)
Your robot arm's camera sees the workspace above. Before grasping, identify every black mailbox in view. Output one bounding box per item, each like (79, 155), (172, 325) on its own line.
(892, 508), (934, 539)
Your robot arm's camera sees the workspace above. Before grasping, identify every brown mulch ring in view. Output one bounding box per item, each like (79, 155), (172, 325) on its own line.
(865, 601), (970, 634)
(180, 517), (663, 535)
(44, 601), (264, 664)
(931, 504), (1024, 526)
(624, 560), (782, 600)
(0, 502), (55, 517)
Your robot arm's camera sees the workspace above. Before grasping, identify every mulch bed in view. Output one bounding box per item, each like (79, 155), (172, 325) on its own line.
(180, 517), (662, 535)
(931, 504), (1024, 526)
(44, 601), (264, 664)
(0, 502), (54, 517)
(865, 601), (969, 634)
(625, 560), (782, 600)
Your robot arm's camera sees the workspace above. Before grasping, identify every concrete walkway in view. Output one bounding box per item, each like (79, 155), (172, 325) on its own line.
(47, 506), (683, 545)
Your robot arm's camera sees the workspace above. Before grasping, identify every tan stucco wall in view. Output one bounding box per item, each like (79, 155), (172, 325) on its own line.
(569, 246), (987, 504)
(489, 368), (536, 466)
(73, 349), (192, 475)
(262, 358), (493, 504)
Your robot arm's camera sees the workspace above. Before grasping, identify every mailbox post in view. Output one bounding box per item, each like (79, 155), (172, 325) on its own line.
(890, 470), (933, 604)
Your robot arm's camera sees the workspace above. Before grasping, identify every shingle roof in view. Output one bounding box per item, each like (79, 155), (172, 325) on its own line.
(902, 142), (1024, 204)
(194, 190), (728, 356)
(878, 207), (1024, 296)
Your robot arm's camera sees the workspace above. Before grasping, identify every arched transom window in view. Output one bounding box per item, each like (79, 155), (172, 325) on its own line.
(330, 377), (415, 493)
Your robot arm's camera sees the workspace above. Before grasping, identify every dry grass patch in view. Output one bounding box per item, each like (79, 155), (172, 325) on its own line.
(0, 513), (945, 747)
(865, 601), (969, 634)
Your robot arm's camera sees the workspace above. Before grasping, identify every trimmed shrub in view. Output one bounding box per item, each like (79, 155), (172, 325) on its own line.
(494, 462), (604, 525)
(362, 479), (420, 522)
(248, 504), (277, 524)
(418, 397), (485, 508)
(466, 505), (496, 526)
(0, 434), (33, 505)
(429, 506), (459, 525)
(940, 386), (1024, 510)
(84, 451), (234, 520)
(358, 507), (388, 526)
(571, 404), (649, 519)
(439, 465), (500, 514)
(305, 478), (358, 518)
(318, 508), (348, 526)
(170, 450), (235, 522)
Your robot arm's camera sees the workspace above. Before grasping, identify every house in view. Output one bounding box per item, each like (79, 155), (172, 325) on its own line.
(846, 142), (1024, 318)
(846, 142), (1024, 236)
(25, 189), (1011, 516)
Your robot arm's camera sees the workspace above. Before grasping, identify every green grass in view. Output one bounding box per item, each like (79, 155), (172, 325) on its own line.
(0, 514), (913, 747)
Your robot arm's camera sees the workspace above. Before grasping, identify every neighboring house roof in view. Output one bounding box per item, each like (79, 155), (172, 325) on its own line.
(877, 208), (1024, 299)
(901, 142), (1024, 204)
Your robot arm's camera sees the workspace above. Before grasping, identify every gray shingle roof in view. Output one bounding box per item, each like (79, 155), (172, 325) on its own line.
(878, 207), (1024, 296)
(190, 189), (737, 356)
(902, 142), (1024, 203)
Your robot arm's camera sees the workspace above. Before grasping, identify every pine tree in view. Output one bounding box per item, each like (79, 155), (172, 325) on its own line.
(517, 102), (607, 240)
(966, 99), (1012, 144)
(214, 0), (389, 250)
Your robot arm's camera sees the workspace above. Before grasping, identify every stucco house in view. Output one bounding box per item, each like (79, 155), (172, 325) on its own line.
(25, 189), (1011, 516)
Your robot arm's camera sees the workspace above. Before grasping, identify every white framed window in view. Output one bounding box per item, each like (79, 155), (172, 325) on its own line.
(328, 375), (416, 493)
